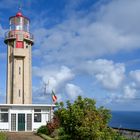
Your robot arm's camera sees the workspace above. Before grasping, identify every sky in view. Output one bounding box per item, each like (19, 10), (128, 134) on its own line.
(0, 0), (140, 110)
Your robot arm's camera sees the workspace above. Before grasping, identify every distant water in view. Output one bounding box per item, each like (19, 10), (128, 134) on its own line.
(109, 111), (140, 130)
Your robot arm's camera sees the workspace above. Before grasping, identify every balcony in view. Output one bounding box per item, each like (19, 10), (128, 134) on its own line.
(4, 31), (34, 45)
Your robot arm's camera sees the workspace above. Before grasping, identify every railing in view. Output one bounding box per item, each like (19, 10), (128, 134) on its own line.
(5, 30), (34, 41)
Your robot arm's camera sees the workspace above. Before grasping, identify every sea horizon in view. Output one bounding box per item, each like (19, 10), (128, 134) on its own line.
(109, 111), (140, 131)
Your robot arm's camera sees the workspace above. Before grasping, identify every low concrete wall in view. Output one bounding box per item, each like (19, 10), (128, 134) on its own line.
(113, 127), (140, 139)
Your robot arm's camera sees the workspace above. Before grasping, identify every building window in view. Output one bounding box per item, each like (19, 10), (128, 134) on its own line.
(26, 45), (28, 48)
(19, 67), (21, 75)
(1, 109), (8, 112)
(34, 109), (41, 112)
(34, 109), (41, 122)
(19, 89), (21, 97)
(34, 113), (41, 122)
(0, 113), (8, 122)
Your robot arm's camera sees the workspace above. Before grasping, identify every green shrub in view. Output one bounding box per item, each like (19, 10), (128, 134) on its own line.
(0, 132), (7, 140)
(55, 96), (128, 140)
(50, 129), (59, 138)
(57, 127), (65, 136)
(37, 125), (49, 135)
(58, 134), (71, 140)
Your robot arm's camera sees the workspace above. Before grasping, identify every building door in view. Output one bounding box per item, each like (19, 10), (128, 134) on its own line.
(11, 114), (16, 131)
(27, 114), (32, 131)
(18, 114), (25, 131)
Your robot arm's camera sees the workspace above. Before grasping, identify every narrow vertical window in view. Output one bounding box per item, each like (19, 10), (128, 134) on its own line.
(19, 67), (21, 75)
(19, 89), (20, 97)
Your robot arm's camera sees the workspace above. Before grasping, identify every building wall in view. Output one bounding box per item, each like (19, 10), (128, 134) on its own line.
(13, 57), (24, 104)
(6, 31), (33, 104)
(0, 123), (9, 130)
(0, 106), (52, 132)
(6, 42), (14, 104)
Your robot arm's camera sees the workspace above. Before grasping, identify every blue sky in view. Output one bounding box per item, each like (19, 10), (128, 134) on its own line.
(0, 0), (140, 110)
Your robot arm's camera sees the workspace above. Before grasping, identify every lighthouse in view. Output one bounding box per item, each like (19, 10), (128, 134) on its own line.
(4, 10), (34, 104)
(0, 9), (55, 132)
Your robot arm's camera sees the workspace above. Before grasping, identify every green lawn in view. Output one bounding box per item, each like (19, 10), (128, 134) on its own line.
(0, 132), (7, 140)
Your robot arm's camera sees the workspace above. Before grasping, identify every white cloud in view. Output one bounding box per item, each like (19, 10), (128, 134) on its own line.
(104, 84), (137, 104)
(33, 66), (75, 93)
(104, 80), (138, 104)
(33, 21), (139, 66)
(123, 85), (136, 99)
(56, 94), (62, 102)
(0, 24), (7, 38)
(32, 66), (75, 103)
(15, 0), (140, 106)
(0, 0), (140, 109)
(98, 0), (140, 35)
(32, 0), (140, 67)
(81, 59), (125, 90)
(130, 70), (140, 84)
(65, 83), (83, 99)
(95, 61), (125, 90)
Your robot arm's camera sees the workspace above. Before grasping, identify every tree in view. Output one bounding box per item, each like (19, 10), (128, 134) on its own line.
(55, 96), (126, 140)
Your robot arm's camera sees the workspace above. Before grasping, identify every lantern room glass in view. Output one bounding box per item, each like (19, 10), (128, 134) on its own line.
(10, 16), (29, 32)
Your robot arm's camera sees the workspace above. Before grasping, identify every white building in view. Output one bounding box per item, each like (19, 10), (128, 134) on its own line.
(0, 104), (55, 131)
(0, 10), (56, 131)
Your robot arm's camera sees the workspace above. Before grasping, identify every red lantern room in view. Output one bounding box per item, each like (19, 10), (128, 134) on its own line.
(4, 10), (34, 47)
(9, 11), (29, 32)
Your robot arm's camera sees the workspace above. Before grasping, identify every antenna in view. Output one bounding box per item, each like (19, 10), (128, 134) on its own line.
(43, 80), (50, 95)
(43, 80), (57, 107)
(18, 0), (22, 12)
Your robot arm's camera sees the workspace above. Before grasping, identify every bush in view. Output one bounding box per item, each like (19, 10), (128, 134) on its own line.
(50, 129), (59, 138)
(37, 96), (128, 140)
(57, 127), (65, 136)
(55, 96), (127, 140)
(0, 133), (7, 140)
(37, 125), (49, 135)
(58, 134), (71, 140)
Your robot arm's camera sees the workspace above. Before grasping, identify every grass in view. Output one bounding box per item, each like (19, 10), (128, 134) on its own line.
(0, 132), (7, 140)
(38, 133), (55, 140)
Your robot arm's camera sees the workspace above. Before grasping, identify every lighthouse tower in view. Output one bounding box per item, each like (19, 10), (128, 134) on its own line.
(4, 11), (34, 104)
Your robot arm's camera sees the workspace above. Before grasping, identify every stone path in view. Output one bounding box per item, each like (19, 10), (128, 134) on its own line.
(7, 132), (43, 140)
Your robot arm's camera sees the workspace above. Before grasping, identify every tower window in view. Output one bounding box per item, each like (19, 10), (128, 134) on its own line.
(19, 89), (21, 97)
(19, 67), (21, 75)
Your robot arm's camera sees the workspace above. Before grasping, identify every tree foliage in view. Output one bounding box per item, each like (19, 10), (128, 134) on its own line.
(55, 96), (126, 140)
(37, 125), (49, 135)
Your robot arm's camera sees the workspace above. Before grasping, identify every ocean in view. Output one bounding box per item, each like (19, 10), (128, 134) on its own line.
(109, 111), (140, 130)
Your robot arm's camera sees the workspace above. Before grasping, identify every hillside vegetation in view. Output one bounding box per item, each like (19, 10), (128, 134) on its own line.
(38, 96), (127, 140)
